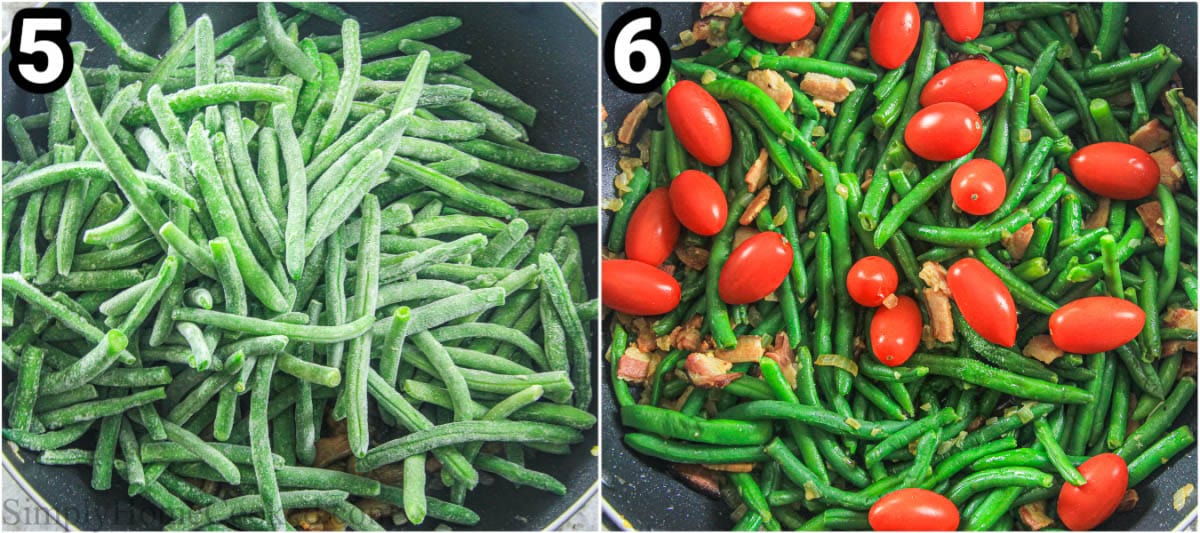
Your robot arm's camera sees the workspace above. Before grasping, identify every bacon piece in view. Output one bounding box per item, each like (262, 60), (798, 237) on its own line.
(733, 226), (758, 248)
(1180, 350), (1197, 377)
(676, 244), (711, 271)
(700, 2), (741, 18)
(748, 69), (794, 112)
(744, 149), (770, 192)
(740, 186), (772, 225)
(702, 463), (756, 473)
(1136, 201), (1167, 246)
(1019, 501), (1055, 531)
(314, 434), (352, 468)
(919, 262), (954, 343)
(691, 18), (714, 42)
(686, 352), (743, 388)
(1084, 198), (1111, 230)
(1130, 118), (1172, 152)
(764, 351), (797, 389)
(636, 326), (658, 354)
(1151, 148), (1185, 191)
(601, 105), (607, 122)
(715, 335), (766, 363)
(617, 346), (653, 384)
(1117, 489), (1140, 512)
(1024, 335), (1065, 365)
(784, 39), (817, 58)
(813, 98), (837, 116)
(1164, 307), (1198, 330)
(1003, 222), (1037, 260)
(799, 73), (855, 103)
(671, 463), (722, 498)
(670, 315), (706, 352)
(618, 100), (649, 145)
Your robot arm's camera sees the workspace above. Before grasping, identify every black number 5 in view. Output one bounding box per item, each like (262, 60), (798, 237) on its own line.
(9, 8), (74, 94)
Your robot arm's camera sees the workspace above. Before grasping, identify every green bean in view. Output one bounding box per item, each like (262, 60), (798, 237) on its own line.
(164, 490), (348, 531)
(9, 346), (44, 432)
(40, 387), (165, 429)
(356, 420), (580, 472)
(1127, 426), (1195, 486)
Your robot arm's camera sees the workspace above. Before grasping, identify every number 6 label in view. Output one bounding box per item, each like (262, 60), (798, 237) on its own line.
(9, 8), (74, 94)
(604, 8), (669, 94)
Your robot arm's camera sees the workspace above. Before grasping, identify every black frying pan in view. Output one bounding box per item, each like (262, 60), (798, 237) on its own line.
(1, 3), (598, 530)
(600, 3), (1198, 530)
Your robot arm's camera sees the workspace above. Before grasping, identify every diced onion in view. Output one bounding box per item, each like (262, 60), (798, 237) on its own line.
(814, 354), (858, 376)
(1173, 484), (1194, 511)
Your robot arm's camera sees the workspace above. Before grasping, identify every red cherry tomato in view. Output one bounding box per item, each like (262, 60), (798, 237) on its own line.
(847, 256), (899, 307)
(1068, 142), (1159, 200)
(1049, 296), (1146, 354)
(947, 257), (1018, 347)
(870, 3), (921, 70)
(625, 187), (679, 266)
(742, 2), (816, 44)
(950, 158), (1007, 216)
(1058, 453), (1129, 531)
(718, 232), (793, 304)
(934, 2), (984, 42)
(904, 102), (983, 161)
(601, 260), (681, 316)
(869, 488), (961, 531)
(870, 296), (923, 366)
(666, 80), (732, 166)
(669, 170), (728, 236)
(920, 59), (1008, 111)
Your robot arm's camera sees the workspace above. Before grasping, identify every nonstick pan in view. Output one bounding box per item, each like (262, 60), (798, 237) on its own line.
(600, 2), (1198, 530)
(1, 3), (598, 530)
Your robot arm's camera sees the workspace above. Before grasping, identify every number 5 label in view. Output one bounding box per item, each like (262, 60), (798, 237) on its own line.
(9, 8), (74, 94)
(604, 8), (669, 94)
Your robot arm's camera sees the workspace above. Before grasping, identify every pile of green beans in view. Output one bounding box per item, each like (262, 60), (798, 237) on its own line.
(2, 2), (597, 530)
(605, 3), (1196, 530)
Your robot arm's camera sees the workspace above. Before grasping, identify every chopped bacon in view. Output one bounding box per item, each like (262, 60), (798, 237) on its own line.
(702, 462), (755, 473)
(1117, 489), (1140, 512)
(691, 18), (714, 42)
(784, 39), (817, 58)
(617, 346), (653, 384)
(772, 332), (794, 361)
(314, 434), (352, 468)
(1003, 222), (1037, 260)
(1151, 148), (1185, 191)
(967, 416), (984, 432)
(1024, 335), (1065, 365)
(601, 105), (607, 122)
(671, 463), (722, 498)
(744, 149), (770, 192)
(366, 463), (406, 485)
(686, 352), (743, 388)
(740, 186), (772, 225)
(1084, 198), (1111, 230)
(1163, 340), (1198, 358)
(1164, 307), (1198, 330)
(715, 335), (766, 363)
(636, 326), (658, 354)
(733, 226), (758, 248)
(800, 73), (855, 103)
(920, 262), (954, 343)
(618, 100), (649, 145)
(670, 315), (707, 352)
(1129, 119), (1172, 152)
(748, 69), (794, 112)
(1136, 201), (1167, 246)
(813, 98), (837, 116)
(700, 2), (742, 18)
(1019, 501), (1055, 531)
(1180, 350), (1197, 377)
(676, 244), (710, 271)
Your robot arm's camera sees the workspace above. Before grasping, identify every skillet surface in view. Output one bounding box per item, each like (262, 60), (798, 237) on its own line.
(599, 2), (1197, 530)
(1, 3), (599, 530)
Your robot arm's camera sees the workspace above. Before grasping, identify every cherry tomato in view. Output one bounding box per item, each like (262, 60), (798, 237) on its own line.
(1058, 453), (1129, 531)
(1049, 296), (1146, 354)
(602, 260), (681, 316)
(904, 102), (983, 161)
(947, 257), (1018, 347)
(869, 488), (961, 531)
(870, 296), (923, 366)
(742, 2), (816, 44)
(847, 256), (899, 307)
(919, 59), (1008, 111)
(950, 158), (1007, 216)
(718, 232), (793, 304)
(1068, 142), (1159, 200)
(934, 2), (984, 42)
(625, 187), (680, 266)
(869, 3), (920, 70)
(666, 80), (732, 166)
(669, 170), (728, 236)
